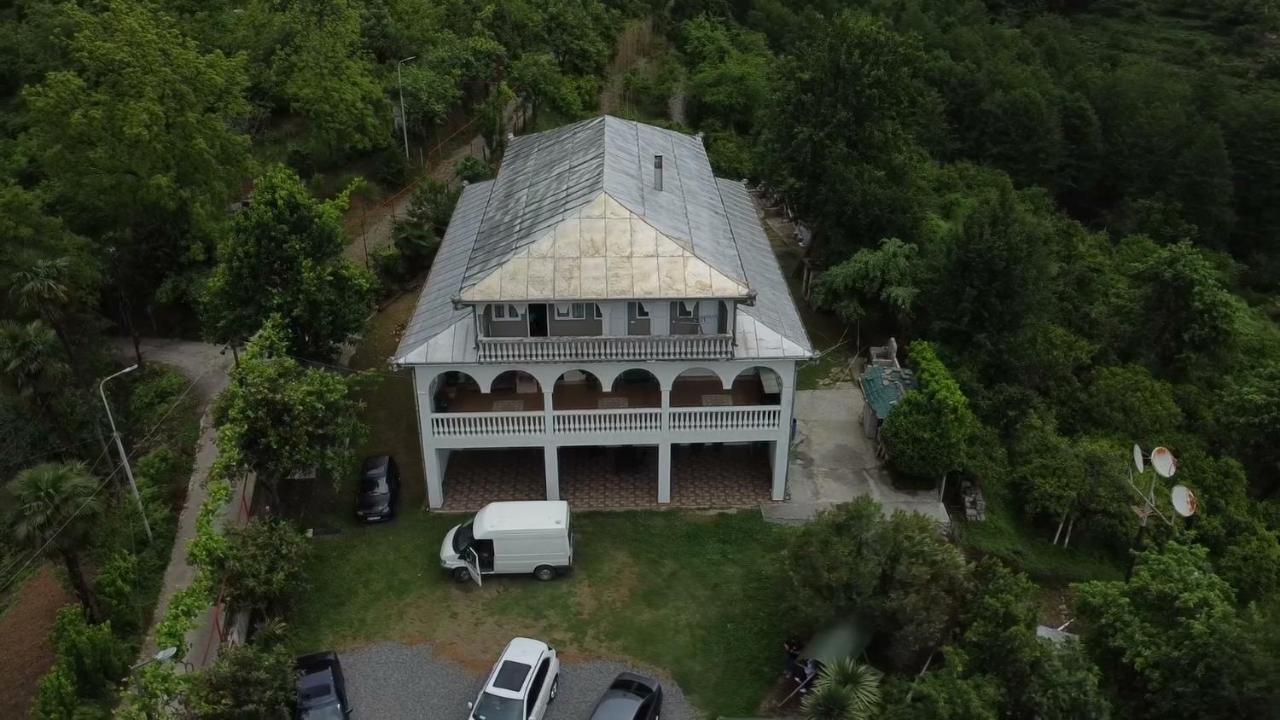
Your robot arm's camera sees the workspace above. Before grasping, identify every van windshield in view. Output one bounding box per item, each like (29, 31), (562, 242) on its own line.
(452, 520), (474, 554)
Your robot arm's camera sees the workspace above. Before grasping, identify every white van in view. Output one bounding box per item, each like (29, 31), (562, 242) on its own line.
(440, 501), (573, 585)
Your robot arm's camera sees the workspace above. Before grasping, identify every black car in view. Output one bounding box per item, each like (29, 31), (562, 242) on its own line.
(355, 455), (399, 522)
(295, 651), (351, 719)
(588, 672), (663, 720)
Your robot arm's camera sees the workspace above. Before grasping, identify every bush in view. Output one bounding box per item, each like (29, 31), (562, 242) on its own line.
(187, 635), (296, 719)
(455, 155), (494, 183)
(94, 551), (144, 634)
(125, 367), (197, 451)
(212, 519), (310, 614)
(33, 606), (129, 718)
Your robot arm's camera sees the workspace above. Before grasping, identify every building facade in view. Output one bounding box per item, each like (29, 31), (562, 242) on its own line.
(393, 116), (813, 509)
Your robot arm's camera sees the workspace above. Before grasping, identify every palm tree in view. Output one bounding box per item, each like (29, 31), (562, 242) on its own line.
(8, 462), (104, 622)
(803, 658), (883, 720)
(8, 257), (83, 378)
(0, 319), (68, 396)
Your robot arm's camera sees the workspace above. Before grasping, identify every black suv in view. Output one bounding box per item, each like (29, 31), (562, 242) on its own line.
(355, 455), (399, 522)
(588, 672), (663, 720)
(295, 651), (351, 719)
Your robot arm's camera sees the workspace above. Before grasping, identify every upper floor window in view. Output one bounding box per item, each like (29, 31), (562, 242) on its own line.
(555, 303), (599, 320)
(630, 302), (650, 319)
(676, 301), (698, 318)
(491, 304), (521, 321)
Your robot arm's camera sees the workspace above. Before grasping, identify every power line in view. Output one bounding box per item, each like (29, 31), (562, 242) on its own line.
(0, 363), (218, 595)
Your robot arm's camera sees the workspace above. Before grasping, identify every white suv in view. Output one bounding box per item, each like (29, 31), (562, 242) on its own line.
(467, 637), (560, 720)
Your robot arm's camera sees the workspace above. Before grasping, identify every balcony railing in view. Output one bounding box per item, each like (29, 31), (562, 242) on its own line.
(431, 411), (545, 437)
(670, 406), (781, 431)
(477, 334), (733, 362)
(429, 406), (781, 439)
(553, 408), (662, 434)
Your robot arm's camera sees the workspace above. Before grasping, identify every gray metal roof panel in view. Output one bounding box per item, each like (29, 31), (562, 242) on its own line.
(718, 179), (813, 353)
(394, 180), (493, 361)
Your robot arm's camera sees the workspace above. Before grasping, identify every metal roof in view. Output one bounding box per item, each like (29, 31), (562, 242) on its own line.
(393, 117), (814, 364)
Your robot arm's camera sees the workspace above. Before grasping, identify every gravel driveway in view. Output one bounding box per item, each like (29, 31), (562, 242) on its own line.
(340, 642), (698, 720)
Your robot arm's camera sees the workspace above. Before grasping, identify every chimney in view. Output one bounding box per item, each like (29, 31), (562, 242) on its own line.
(654, 155), (663, 191)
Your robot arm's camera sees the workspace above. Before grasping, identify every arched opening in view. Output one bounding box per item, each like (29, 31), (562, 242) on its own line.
(669, 367), (730, 407)
(609, 369), (661, 408)
(487, 370), (544, 411)
(730, 366), (783, 406)
(552, 369), (604, 410)
(431, 371), (482, 413)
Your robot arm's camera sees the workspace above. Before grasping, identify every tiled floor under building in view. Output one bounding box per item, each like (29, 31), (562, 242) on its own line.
(439, 443), (774, 511)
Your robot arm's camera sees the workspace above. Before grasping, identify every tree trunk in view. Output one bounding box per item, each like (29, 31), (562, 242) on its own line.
(1053, 511), (1067, 545)
(61, 549), (101, 623)
(1063, 515), (1076, 548)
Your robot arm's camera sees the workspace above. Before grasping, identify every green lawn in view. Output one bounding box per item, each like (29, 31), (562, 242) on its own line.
(290, 509), (791, 717)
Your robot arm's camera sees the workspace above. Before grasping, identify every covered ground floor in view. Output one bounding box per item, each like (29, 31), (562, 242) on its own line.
(436, 443), (775, 511)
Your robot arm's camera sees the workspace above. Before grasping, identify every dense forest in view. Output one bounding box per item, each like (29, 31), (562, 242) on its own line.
(0, 0), (1278, 718)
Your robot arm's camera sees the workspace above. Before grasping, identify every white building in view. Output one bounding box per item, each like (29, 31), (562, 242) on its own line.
(393, 116), (813, 509)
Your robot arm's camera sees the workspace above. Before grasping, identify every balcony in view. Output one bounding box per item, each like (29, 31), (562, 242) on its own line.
(428, 366), (783, 444)
(476, 334), (734, 362)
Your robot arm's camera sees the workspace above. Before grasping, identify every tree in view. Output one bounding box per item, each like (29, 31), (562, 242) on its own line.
(880, 342), (980, 485)
(882, 666), (1001, 720)
(201, 165), (375, 360)
(0, 320), (68, 399)
(7, 462), (104, 621)
(1129, 239), (1242, 371)
(21, 0), (250, 305)
(1075, 542), (1265, 719)
(275, 0), (390, 158)
(757, 11), (934, 261)
(212, 519), (310, 613)
(6, 257), (98, 379)
(784, 498), (972, 671)
(187, 637), (295, 719)
(212, 317), (365, 498)
(1218, 361), (1280, 493)
(509, 51), (585, 127)
(812, 238), (920, 325)
(1082, 364), (1183, 441)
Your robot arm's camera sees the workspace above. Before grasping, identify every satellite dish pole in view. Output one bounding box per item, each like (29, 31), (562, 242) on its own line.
(1125, 445), (1178, 581)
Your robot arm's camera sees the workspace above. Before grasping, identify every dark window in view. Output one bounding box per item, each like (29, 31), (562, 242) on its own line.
(526, 658), (550, 717)
(359, 476), (389, 494)
(493, 660), (532, 692)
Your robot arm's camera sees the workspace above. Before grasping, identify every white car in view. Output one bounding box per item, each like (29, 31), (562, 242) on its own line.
(467, 637), (560, 720)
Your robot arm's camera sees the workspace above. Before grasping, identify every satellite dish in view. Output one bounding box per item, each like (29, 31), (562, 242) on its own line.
(1132, 444), (1145, 474)
(1150, 446), (1177, 478)
(1171, 485), (1198, 517)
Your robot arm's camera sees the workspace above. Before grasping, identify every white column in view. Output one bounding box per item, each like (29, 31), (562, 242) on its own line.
(544, 446), (560, 501)
(658, 441), (672, 504)
(543, 389), (555, 436)
(660, 386), (670, 432)
(415, 368), (445, 509)
(771, 364), (797, 501)
(425, 447), (444, 509)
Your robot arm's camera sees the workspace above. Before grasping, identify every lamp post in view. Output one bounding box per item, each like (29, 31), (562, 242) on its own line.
(99, 364), (152, 542)
(130, 646), (178, 676)
(397, 56), (417, 163)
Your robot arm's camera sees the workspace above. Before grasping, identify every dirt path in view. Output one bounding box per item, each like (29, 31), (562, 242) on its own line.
(0, 566), (73, 718)
(342, 130), (489, 268)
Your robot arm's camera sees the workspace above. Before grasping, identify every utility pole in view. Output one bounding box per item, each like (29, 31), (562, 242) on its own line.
(99, 364), (152, 542)
(397, 56), (417, 164)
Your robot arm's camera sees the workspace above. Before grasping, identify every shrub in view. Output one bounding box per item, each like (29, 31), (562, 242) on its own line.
(94, 550), (143, 634)
(455, 155), (494, 183)
(212, 519), (310, 614)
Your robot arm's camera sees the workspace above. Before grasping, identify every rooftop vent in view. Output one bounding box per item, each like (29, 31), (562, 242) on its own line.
(654, 155), (663, 191)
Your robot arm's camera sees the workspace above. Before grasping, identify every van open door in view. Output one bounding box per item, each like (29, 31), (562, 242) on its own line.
(464, 546), (483, 586)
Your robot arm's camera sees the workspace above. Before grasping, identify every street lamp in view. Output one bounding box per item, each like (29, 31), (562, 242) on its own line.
(397, 56), (417, 163)
(130, 646), (179, 676)
(99, 364), (152, 542)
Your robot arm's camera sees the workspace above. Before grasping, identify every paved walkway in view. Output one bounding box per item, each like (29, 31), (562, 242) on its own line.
(764, 382), (948, 524)
(114, 338), (253, 667)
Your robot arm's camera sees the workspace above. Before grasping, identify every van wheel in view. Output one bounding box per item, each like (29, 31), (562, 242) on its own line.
(452, 567), (471, 583)
(534, 565), (556, 581)
(549, 677), (558, 702)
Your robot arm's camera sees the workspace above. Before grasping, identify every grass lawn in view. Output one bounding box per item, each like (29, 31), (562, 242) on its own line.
(290, 509), (791, 718)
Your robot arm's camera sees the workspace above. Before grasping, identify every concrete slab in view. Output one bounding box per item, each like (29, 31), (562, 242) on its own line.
(779, 383), (947, 524)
